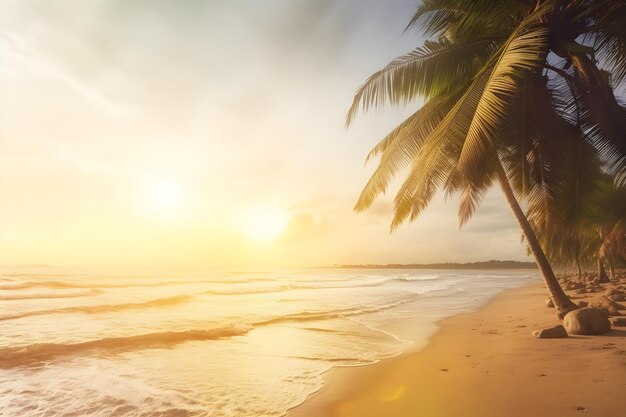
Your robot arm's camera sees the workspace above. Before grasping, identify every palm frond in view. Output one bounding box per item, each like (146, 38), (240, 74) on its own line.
(405, 0), (530, 40)
(354, 90), (462, 211)
(390, 65), (495, 230)
(345, 37), (498, 126)
(455, 21), (550, 184)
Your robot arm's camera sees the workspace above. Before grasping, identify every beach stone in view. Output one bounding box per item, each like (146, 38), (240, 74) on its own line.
(545, 296), (554, 308)
(532, 325), (568, 339)
(563, 308), (611, 335)
(604, 288), (625, 302)
(610, 317), (626, 327)
(588, 296), (625, 316)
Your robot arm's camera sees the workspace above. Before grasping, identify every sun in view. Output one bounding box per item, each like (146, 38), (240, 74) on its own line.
(242, 205), (289, 242)
(142, 180), (184, 214)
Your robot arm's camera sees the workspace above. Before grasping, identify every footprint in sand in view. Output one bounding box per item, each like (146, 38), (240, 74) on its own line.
(591, 343), (616, 350)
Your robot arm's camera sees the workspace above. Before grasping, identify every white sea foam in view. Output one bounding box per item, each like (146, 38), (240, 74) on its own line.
(0, 267), (536, 416)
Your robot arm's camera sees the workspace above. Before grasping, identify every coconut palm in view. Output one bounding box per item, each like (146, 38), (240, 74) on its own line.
(522, 83), (602, 281)
(526, 144), (616, 283)
(591, 178), (626, 280)
(347, 0), (626, 318)
(599, 220), (626, 279)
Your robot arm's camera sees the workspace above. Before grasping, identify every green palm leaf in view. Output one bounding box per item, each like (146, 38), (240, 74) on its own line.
(345, 37), (498, 126)
(455, 21), (550, 183)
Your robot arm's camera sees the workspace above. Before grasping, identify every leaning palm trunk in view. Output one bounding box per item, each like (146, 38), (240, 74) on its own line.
(495, 164), (578, 318)
(609, 258), (616, 280)
(597, 257), (610, 283)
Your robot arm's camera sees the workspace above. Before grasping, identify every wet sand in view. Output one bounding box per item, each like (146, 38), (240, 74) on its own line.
(289, 276), (626, 417)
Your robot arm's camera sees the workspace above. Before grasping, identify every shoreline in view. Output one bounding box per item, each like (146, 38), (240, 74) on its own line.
(288, 281), (626, 417)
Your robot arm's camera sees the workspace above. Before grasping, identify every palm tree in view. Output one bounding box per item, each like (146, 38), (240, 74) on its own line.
(592, 177), (626, 280)
(347, 0), (626, 318)
(526, 146), (624, 284)
(599, 220), (626, 279)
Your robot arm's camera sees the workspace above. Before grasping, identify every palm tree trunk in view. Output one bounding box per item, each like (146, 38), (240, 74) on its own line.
(609, 257), (616, 280)
(495, 164), (578, 318)
(597, 256), (610, 283)
(575, 256), (582, 280)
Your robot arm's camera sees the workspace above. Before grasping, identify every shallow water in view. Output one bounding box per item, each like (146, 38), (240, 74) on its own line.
(0, 267), (536, 416)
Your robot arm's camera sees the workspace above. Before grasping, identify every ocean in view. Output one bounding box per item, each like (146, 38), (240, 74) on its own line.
(0, 267), (537, 416)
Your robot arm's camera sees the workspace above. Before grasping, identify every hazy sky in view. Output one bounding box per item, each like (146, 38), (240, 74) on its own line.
(0, 0), (531, 267)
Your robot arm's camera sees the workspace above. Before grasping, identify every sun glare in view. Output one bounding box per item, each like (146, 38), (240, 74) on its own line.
(142, 180), (184, 214)
(242, 205), (289, 242)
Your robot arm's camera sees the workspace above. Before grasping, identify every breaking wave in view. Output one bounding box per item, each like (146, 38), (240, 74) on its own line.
(0, 293), (420, 368)
(0, 295), (192, 321)
(0, 289), (101, 300)
(0, 326), (252, 368)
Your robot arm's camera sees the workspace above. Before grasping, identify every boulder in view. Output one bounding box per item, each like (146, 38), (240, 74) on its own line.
(604, 288), (625, 302)
(610, 317), (626, 327)
(578, 301), (589, 308)
(563, 308), (611, 335)
(532, 325), (568, 339)
(545, 296), (554, 308)
(565, 282), (583, 291)
(588, 296), (625, 316)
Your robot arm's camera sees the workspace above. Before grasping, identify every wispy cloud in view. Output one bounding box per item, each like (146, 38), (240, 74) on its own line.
(0, 30), (135, 117)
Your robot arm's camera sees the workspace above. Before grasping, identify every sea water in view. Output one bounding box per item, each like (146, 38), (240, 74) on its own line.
(0, 267), (537, 416)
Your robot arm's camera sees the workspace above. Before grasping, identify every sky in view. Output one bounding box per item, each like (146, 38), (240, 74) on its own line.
(0, 0), (532, 268)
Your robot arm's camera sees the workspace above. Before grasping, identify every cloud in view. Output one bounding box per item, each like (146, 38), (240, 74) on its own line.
(0, 30), (135, 117)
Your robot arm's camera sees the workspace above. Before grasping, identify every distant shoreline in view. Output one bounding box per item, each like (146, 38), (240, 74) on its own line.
(336, 260), (537, 270)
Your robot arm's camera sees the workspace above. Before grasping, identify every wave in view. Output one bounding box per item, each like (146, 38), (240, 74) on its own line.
(0, 277), (277, 291)
(201, 275), (445, 297)
(0, 289), (101, 301)
(0, 273), (446, 292)
(0, 295), (192, 321)
(255, 293), (419, 326)
(393, 275), (439, 282)
(0, 326), (251, 368)
(0, 293), (419, 369)
(287, 355), (368, 364)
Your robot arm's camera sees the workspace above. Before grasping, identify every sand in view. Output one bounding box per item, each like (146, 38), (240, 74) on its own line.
(288, 276), (626, 417)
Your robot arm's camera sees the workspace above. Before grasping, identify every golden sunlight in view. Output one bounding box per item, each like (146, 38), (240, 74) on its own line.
(241, 205), (289, 242)
(142, 180), (185, 214)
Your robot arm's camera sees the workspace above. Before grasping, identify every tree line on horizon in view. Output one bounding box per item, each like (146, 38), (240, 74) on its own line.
(347, 0), (626, 319)
(338, 260), (538, 269)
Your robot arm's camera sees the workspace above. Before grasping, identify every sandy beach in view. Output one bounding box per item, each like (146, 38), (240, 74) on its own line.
(289, 277), (626, 417)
